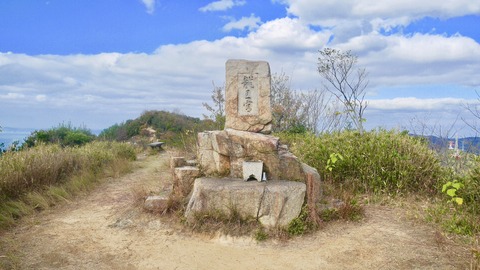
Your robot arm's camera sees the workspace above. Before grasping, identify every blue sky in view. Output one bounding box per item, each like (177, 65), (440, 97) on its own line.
(1, 0), (480, 137)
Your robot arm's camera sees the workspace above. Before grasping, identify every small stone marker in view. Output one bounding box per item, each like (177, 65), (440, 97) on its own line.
(242, 161), (263, 181)
(225, 59), (272, 134)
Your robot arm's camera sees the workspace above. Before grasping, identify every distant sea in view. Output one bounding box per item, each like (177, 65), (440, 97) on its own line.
(0, 127), (34, 148)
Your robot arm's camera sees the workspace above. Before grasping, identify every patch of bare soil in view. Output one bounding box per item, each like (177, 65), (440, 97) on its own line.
(0, 152), (472, 269)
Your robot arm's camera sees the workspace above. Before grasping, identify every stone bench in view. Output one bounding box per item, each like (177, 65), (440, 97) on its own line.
(148, 142), (165, 150)
(185, 178), (306, 228)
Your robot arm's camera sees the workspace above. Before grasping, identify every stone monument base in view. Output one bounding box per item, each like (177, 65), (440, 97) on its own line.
(185, 177), (306, 228)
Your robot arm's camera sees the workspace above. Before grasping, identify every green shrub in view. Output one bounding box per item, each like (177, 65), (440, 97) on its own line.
(463, 160), (480, 207)
(23, 123), (95, 148)
(279, 129), (445, 196)
(287, 205), (316, 236)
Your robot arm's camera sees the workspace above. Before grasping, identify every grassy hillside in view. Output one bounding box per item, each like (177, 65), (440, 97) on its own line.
(98, 110), (217, 147)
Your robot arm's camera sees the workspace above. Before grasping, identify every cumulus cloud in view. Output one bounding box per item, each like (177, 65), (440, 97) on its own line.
(335, 33), (480, 88)
(222, 14), (261, 32)
(276, 0), (480, 43)
(281, 0), (480, 25)
(141, 0), (156, 14)
(199, 0), (246, 12)
(1, 5), (480, 134)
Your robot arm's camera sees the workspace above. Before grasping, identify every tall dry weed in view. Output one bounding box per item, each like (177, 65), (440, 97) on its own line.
(0, 141), (136, 229)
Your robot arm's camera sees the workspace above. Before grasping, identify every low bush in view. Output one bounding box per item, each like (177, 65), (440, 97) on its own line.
(279, 129), (445, 196)
(23, 123), (96, 148)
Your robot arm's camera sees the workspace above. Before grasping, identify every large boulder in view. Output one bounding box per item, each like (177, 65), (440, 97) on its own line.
(185, 178), (306, 228)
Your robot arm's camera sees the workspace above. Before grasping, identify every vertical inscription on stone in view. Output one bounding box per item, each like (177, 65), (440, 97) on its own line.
(238, 74), (258, 115)
(225, 59), (272, 133)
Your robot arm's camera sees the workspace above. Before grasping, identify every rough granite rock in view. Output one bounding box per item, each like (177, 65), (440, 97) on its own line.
(185, 178), (306, 228)
(197, 129), (321, 204)
(225, 59), (272, 134)
(172, 166), (201, 197)
(144, 195), (169, 213)
(170, 157), (187, 168)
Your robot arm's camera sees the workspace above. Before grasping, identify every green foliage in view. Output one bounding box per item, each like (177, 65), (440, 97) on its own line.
(326, 153), (344, 172)
(98, 110), (215, 146)
(279, 129), (444, 196)
(462, 159), (480, 207)
(287, 205), (315, 236)
(442, 180), (464, 205)
(426, 203), (480, 236)
(254, 227), (269, 242)
(23, 123), (95, 148)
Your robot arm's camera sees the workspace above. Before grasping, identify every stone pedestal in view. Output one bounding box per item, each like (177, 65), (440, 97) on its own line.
(185, 178), (306, 228)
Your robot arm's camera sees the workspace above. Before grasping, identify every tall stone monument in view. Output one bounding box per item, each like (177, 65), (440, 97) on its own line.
(181, 59), (322, 228)
(225, 59), (272, 134)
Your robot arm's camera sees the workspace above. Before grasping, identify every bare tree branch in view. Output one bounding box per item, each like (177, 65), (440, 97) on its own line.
(318, 48), (368, 134)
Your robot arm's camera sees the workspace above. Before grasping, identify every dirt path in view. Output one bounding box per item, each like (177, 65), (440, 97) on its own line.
(0, 152), (472, 269)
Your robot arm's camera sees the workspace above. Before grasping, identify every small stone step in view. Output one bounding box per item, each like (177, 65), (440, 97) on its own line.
(186, 159), (198, 166)
(144, 195), (169, 213)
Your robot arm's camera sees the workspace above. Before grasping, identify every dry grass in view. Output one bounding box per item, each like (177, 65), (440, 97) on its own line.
(0, 141), (136, 230)
(189, 208), (259, 237)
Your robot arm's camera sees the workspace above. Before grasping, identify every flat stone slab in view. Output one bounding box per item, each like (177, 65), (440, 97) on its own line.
(185, 178), (306, 228)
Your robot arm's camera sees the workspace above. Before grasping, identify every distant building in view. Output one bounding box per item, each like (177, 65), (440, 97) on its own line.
(448, 141), (455, 150)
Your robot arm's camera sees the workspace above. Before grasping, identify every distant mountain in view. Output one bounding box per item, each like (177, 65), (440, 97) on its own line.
(418, 135), (480, 154)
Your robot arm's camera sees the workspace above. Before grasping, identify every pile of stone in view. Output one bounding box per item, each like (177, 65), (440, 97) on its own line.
(146, 59), (322, 228)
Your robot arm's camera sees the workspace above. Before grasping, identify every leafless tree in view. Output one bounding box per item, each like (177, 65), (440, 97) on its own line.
(271, 72), (305, 132)
(202, 81), (225, 130)
(270, 72), (346, 133)
(317, 48), (368, 134)
(462, 90), (480, 135)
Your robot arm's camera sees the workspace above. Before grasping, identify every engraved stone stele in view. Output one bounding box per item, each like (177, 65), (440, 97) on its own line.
(225, 59), (272, 134)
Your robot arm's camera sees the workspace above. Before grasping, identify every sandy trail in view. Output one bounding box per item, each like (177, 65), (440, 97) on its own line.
(0, 152), (471, 269)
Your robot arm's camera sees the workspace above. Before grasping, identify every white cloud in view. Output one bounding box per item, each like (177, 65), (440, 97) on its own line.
(0, 93), (25, 100)
(335, 33), (480, 88)
(141, 0), (156, 14)
(199, 0), (246, 12)
(368, 97), (468, 111)
(277, 0), (480, 43)
(1, 10), (480, 134)
(223, 14), (261, 32)
(282, 0), (480, 25)
(35, 94), (47, 102)
(248, 18), (331, 53)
